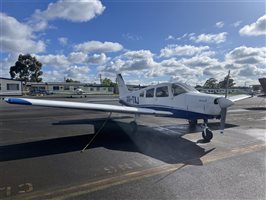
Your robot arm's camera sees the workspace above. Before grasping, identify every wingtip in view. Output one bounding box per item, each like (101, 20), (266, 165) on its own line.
(4, 97), (32, 105)
(4, 97), (10, 103)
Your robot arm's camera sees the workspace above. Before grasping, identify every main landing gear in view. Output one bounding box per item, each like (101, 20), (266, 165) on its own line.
(188, 119), (198, 127)
(129, 121), (138, 133)
(129, 114), (139, 134)
(201, 120), (213, 142)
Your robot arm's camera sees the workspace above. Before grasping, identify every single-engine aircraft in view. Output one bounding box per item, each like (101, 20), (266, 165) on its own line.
(5, 74), (250, 142)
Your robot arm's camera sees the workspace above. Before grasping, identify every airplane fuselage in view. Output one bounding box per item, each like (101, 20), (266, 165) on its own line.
(119, 82), (224, 121)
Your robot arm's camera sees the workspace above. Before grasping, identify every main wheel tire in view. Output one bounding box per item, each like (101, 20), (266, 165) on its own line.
(202, 128), (213, 142)
(129, 121), (138, 134)
(189, 119), (198, 127)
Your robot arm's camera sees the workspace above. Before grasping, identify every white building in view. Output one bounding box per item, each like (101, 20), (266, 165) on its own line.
(26, 82), (114, 95)
(0, 78), (22, 96)
(197, 87), (252, 95)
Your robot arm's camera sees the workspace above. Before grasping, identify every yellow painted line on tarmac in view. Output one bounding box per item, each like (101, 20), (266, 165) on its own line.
(9, 142), (266, 200)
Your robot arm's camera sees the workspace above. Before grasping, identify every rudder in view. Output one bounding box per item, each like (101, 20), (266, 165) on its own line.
(116, 74), (129, 97)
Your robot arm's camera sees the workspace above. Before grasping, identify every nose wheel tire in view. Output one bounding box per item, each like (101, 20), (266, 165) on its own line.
(202, 128), (213, 142)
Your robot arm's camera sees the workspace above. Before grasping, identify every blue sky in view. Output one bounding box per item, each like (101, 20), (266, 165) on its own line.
(1, 0), (265, 86)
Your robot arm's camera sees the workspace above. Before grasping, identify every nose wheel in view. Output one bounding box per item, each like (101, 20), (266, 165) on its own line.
(202, 128), (213, 142)
(201, 120), (213, 142)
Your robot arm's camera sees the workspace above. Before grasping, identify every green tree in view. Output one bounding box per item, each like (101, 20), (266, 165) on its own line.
(9, 54), (43, 83)
(101, 78), (118, 93)
(218, 74), (235, 88)
(65, 78), (80, 83)
(203, 78), (218, 88)
(102, 78), (113, 86)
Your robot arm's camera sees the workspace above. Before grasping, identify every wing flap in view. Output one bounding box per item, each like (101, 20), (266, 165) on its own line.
(4, 97), (173, 116)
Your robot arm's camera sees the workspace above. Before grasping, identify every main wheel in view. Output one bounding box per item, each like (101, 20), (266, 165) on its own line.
(129, 121), (138, 134)
(188, 119), (198, 127)
(202, 128), (213, 142)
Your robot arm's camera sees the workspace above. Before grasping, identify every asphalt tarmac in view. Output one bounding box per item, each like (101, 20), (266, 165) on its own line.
(0, 95), (265, 200)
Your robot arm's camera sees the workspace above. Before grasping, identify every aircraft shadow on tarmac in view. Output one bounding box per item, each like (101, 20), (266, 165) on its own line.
(244, 107), (266, 111)
(0, 118), (231, 165)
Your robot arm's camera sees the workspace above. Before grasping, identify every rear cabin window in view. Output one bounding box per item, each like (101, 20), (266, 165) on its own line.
(172, 84), (186, 96)
(156, 86), (169, 97)
(140, 91), (144, 97)
(146, 88), (154, 98)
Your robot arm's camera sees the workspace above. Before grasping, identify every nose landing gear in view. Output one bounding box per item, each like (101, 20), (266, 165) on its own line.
(202, 128), (213, 142)
(201, 120), (213, 142)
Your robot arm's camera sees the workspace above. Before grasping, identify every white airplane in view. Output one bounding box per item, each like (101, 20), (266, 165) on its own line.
(4, 74), (250, 142)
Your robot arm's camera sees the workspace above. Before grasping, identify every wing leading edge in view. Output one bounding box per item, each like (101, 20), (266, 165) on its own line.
(4, 97), (173, 116)
(227, 94), (251, 102)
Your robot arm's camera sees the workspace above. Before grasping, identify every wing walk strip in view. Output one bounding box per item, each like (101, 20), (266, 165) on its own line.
(9, 143), (266, 200)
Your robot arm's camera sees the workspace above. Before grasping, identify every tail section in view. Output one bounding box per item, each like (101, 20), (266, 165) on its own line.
(116, 74), (129, 97)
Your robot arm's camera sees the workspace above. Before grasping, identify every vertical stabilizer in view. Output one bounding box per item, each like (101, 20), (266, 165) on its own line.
(116, 74), (129, 97)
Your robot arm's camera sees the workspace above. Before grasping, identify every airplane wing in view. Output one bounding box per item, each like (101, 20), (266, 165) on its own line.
(87, 98), (118, 103)
(227, 94), (251, 102)
(4, 97), (173, 116)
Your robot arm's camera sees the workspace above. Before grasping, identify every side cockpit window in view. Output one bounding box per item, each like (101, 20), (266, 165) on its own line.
(146, 88), (154, 98)
(172, 84), (186, 96)
(156, 86), (169, 97)
(140, 91), (144, 97)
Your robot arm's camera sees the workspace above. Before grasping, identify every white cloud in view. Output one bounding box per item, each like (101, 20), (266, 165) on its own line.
(148, 57), (201, 79)
(87, 53), (107, 64)
(65, 65), (90, 81)
(190, 32), (227, 44)
(225, 46), (266, 65)
(30, 0), (105, 31)
(203, 65), (225, 77)
(160, 45), (210, 57)
(232, 20), (242, 28)
(40, 0), (104, 22)
(58, 37), (68, 46)
(99, 45), (265, 86)
(0, 53), (19, 78)
(68, 52), (88, 64)
(238, 65), (266, 77)
(165, 35), (175, 40)
(239, 15), (266, 36)
(123, 33), (142, 41)
(74, 41), (123, 53)
(216, 21), (224, 28)
(101, 50), (157, 73)
(165, 33), (188, 41)
(222, 46), (266, 85)
(181, 56), (221, 68)
(0, 13), (45, 53)
(42, 70), (63, 82)
(38, 55), (92, 82)
(37, 54), (70, 68)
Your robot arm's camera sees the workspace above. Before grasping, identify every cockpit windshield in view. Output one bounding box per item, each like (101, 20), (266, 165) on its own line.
(178, 83), (199, 92)
(171, 83), (198, 96)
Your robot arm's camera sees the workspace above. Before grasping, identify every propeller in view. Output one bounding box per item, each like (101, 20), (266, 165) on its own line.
(217, 97), (233, 133)
(218, 70), (232, 133)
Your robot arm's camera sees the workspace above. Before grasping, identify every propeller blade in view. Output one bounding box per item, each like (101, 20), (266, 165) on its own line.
(217, 97), (233, 133)
(220, 108), (227, 133)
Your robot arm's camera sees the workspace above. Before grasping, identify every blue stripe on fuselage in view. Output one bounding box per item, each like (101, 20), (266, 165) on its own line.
(5, 98), (32, 105)
(119, 100), (217, 120)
